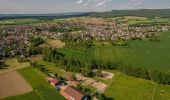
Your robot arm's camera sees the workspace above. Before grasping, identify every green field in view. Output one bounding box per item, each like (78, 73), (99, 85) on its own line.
(87, 32), (170, 72)
(3, 68), (65, 100)
(106, 16), (170, 25)
(37, 60), (68, 77)
(104, 72), (170, 100)
(58, 48), (86, 61)
(23, 60), (170, 100)
(3, 91), (41, 100)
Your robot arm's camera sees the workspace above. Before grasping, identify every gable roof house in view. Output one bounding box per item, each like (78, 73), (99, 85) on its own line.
(60, 86), (87, 100)
(47, 77), (60, 87)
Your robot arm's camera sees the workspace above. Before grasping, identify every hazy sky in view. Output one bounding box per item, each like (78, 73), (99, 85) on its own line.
(0, 0), (170, 14)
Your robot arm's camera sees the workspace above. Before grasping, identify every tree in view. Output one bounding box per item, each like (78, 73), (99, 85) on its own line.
(31, 37), (44, 46)
(0, 60), (5, 69)
(97, 93), (105, 100)
(54, 73), (58, 78)
(96, 69), (102, 77)
(72, 73), (77, 81)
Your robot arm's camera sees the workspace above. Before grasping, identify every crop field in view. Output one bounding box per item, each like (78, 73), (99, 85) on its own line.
(104, 72), (170, 100)
(3, 68), (65, 100)
(87, 32), (170, 72)
(0, 71), (32, 99)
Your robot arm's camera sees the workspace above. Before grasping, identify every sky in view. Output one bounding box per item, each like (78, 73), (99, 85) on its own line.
(0, 0), (170, 14)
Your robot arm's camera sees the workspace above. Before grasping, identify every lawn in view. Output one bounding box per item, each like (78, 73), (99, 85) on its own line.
(3, 67), (65, 100)
(87, 32), (170, 72)
(104, 72), (170, 100)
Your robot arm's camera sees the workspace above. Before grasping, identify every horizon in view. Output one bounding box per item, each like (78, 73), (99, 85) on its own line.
(0, 0), (170, 14)
(0, 8), (170, 15)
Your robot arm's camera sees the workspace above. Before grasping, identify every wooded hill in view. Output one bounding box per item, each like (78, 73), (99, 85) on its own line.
(90, 9), (170, 18)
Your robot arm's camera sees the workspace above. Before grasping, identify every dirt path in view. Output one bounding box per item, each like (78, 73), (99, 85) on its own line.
(152, 83), (157, 100)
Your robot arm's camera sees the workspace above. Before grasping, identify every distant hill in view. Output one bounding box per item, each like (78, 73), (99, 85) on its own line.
(1, 9), (170, 20)
(89, 9), (170, 18)
(0, 12), (89, 20)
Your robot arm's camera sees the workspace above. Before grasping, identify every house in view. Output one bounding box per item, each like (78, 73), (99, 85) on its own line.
(51, 79), (60, 87)
(60, 86), (87, 100)
(47, 77), (60, 87)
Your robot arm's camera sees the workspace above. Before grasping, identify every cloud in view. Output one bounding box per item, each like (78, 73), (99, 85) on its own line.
(96, 2), (104, 6)
(129, 0), (145, 5)
(77, 0), (111, 7)
(76, 0), (83, 4)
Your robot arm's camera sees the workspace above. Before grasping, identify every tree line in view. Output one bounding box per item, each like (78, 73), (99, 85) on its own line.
(42, 47), (170, 85)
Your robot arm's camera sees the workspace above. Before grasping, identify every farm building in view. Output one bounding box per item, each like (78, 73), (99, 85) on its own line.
(60, 86), (87, 100)
(47, 77), (60, 87)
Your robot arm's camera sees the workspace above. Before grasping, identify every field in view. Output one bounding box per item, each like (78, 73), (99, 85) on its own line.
(44, 31), (170, 72)
(3, 92), (41, 100)
(3, 68), (65, 100)
(0, 71), (32, 99)
(106, 16), (170, 25)
(31, 59), (170, 100)
(57, 48), (86, 62)
(0, 58), (30, 74)
(87, 32), (170, 72)
(104, 72), (170, 100)
(0, 19), (46, 28)
(47, 40), (65, 48)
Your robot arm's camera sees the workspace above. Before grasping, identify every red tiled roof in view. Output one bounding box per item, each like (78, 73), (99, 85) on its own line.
(61, 86), (85, 100)
(51, 79), (60, 85)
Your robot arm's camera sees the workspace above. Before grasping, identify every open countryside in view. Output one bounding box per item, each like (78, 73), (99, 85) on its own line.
(1, 1), (170, 100)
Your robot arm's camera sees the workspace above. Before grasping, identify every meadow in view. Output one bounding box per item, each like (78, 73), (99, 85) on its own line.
(3, 67), (65, 100)
(87, 31), (170, 72)
(104, 72), (170, 100)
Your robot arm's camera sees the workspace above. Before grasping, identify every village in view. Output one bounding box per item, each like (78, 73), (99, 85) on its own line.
(0, 19), (170, 59)
(1, 18), (170, 100)
(0, 15), (170, 100)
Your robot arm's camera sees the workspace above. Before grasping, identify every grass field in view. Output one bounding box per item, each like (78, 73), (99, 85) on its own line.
(3, 67), (65, 100)
(57, 48), (86, 61)
(3, 91), (41, 100)
(87, 32), (170, 72)
(104, 72), (170, 100)
(0, 58), (30, 73)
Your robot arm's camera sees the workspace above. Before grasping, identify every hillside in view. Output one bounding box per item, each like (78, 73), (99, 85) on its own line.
(90, 9), (170, 18)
